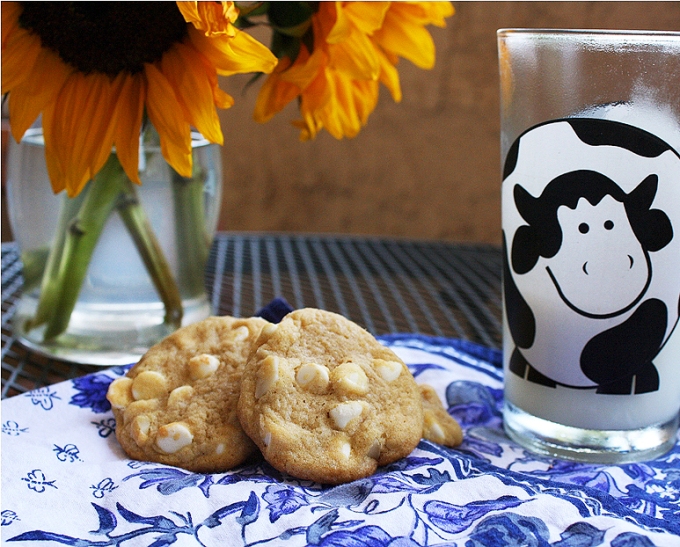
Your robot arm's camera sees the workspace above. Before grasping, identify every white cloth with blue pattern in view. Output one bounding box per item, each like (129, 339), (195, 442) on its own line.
(2, 335), (679, 546)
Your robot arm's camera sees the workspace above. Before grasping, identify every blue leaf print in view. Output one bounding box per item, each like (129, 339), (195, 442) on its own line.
(70, 374), (113, 413)
(203, 500), (250, 529)
(316, 525), (394, 547)
(318, 479), (374, 506)
(307, 509), (339, 545)
(90, 503), (116, 536)
(611, 532), (657, 547)
(125, 467), (207, 496)
(466, 513), (552, 547)
(117, 503), (176, 530)
(409, 363), (448, 378)
(6, 531), (89, 545)
(424, 496), (525, 534)
(236, 492), (260, 526)
(552, 522), (605, 547)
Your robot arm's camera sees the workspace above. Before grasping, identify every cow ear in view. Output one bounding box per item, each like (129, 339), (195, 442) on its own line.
(628, 174), (658, 211)
(512, 225), (541, 274)
(627, 174), (674, 252)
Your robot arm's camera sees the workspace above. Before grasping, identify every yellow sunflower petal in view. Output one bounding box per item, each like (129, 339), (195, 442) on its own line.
(187, 25), (276, 77)
(376, 7), (436, 69)
(1, 1), (21, 47)
(44, 72), (120, 196)
(160, 42), (223, 145)
(145, 62), (192, 177)
(7, 47), (71, 143)
(2, 23), (43, 94)
(41, 103), (65, 194)
(253, 58), (300, 123)
(327, 28), (380, 81)
(279, 46), (324, 89)
(113, 73), (145, 185)
(377, 47), (402, 103)
(342, 2), (390, 35)
(177, 1), (238, 36)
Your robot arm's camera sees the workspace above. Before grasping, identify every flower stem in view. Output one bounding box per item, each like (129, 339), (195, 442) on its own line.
(38, 156), (126, 340)
(172, 169), (211, 299)
(117, 178), (183, 329)
(27, 153), (184, 341)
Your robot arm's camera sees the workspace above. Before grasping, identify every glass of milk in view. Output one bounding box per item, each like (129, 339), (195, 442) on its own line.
(497, 29), (680, 462)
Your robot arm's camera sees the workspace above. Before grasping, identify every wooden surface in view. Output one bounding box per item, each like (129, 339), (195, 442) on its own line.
(3, 2), (679, 245)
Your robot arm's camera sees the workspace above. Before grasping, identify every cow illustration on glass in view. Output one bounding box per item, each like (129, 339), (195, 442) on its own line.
(502, 118), (680, 412)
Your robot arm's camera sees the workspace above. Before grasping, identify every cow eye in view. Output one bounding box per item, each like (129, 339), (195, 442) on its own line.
(578, 223), (589, 234)
(604, 220), (614, 230)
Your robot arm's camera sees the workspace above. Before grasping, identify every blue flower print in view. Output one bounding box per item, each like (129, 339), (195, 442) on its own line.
(26, 387), (60, 410)
(91, 417), (117, 438)
(91, 477), (119, 499)
(263, 484), (310, 522)
(2, 510), (20, 526)
(70, 374), (113, 413)
(53, 443), (83, 463)
(21, 470), (57, 493)
(2, 420), (28, 436)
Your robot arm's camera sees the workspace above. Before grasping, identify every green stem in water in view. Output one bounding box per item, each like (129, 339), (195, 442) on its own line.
(29, 153), (184, 341)
(172, 167), (210, 299)
(39, 156), (127, 340)
(117, 178), (183, 330)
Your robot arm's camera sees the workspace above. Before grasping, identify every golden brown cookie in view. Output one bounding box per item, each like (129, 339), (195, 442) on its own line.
(419, 384), (463, 447)
(237, 308), (423, 484)
(107, 316), (269, 472)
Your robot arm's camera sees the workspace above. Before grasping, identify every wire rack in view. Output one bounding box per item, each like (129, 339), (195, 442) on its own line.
(2, 234), (503, 398)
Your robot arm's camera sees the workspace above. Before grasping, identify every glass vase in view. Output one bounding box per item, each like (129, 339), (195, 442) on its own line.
(6, 125), (222, 365)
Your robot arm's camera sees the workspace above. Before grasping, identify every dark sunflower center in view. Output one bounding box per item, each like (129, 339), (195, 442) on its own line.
(18, 2), (188, 76)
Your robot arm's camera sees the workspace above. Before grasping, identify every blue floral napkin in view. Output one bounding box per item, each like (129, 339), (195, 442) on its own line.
(2, 303), (679, 546)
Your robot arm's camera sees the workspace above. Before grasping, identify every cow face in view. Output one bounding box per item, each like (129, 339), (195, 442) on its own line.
(548, 194), (650, 318)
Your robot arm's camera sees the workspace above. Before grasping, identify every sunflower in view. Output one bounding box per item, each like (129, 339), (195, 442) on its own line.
(252, 1), (454, 141)
(1, 1), (277, 197)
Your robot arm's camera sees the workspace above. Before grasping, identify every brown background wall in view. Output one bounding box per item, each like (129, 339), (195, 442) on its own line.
(3, 2), (680, 244)
(216, 1), (680, 245)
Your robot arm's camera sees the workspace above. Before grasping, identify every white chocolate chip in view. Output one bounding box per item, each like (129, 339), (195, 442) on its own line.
(233, 325), (250, 341)
(167, 385), (194, 408)
(257, 323), (278, 345)
(156, 422), (193, 454)
(107, 377), (134, 409)
(131, 371), (168, 400)
(329, 401), (364, 430)
(423, 411), (446, 444)
(262, 431), (272, 447)
(215, 443), (225, 455)
(374, 359), (403, 383)
(296, 363), (330, 393)
(367, 439), (382, 460)
(330, 362), (369, 395)
(255, 355), (279, 399)
(188, 354), (220, 380)
(131, 415), (151, 445)
(338, 441), (352, 460)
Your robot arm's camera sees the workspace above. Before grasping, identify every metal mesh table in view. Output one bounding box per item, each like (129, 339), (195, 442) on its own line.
(2, 233), (503, 399)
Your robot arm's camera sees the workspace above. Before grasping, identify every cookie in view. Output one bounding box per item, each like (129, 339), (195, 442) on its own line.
(419, 384), (463, 447)
(107, 315), (269, 472)
(237, 308), (423, 484)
